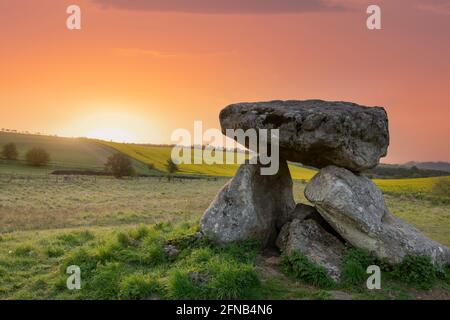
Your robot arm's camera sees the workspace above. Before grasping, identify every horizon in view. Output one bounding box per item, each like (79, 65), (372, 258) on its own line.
(1, 0), (450, 163)
(1, 129), (449, 166)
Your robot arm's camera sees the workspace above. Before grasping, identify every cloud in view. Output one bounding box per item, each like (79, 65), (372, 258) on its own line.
(93, 0), (348, 14)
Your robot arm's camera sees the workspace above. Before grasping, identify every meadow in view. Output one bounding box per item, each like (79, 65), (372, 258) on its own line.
(1, 132), (450, 300)
(0, 172), (449, 300)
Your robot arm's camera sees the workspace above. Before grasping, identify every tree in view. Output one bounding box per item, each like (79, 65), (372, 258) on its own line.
(165, 158), (179, 181)
(105, 153), (135, 178)
(1, 142), (18, 160)
(25, 147), (50, 166)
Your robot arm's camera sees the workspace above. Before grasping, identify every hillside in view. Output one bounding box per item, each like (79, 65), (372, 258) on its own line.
(100, 140), (318, 180)
(0, 132), (150, 174)
(1, 132), (449, 187)
(404, 161), (450, 172)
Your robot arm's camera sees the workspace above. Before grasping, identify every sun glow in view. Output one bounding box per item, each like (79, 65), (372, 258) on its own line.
(64, 110), (159, 143)
(87, 127), (136, 143)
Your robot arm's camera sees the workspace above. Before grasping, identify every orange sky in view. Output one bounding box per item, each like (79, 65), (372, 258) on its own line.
(1, 0), (450, 163)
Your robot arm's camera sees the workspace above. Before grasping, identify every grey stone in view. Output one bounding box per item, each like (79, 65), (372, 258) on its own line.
(305, 166), (450, 266)
(276, 218), (346, 281)
(220, 100), (389, 172)
(283, 203), (318, 223)
(200, 160), (295, 246)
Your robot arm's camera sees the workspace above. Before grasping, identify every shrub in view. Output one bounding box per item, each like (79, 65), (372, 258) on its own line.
(165, 158), (179, 181)
(432, 178), (450, 198)
(281, 251), (335, 288)
(25, 147), (50, 166)
(1, 142), (18, 160)
(393, 255), (437, 289)
(341, 248), (376, 286)
(118, 273), (158, 300)
(104, 153), (135, 178)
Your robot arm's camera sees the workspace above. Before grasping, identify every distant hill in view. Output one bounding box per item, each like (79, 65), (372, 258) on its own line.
(404, 161), (450, 172)
(1, 131), (449, 180)
(0, 132), (151, 174)
(365, 163), (450, 179)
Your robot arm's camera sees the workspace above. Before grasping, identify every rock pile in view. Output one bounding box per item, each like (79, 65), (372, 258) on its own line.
(200, 100), (450, 281)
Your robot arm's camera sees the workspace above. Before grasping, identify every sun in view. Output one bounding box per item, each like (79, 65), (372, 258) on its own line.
(87, 127), (136, 143)
(66, 110), (155, 143)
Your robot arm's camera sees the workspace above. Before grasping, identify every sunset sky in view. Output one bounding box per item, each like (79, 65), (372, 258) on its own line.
(1, 0), (450, 163)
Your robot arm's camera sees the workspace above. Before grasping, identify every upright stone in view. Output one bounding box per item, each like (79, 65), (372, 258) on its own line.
(200, 160), (295, 246)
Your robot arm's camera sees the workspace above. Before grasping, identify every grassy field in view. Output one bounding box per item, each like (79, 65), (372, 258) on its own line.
(101, 140), (318, 180)
(0, 174), (449, 300)
(0, 132), (152, 174)
(1, 133), (449, 299)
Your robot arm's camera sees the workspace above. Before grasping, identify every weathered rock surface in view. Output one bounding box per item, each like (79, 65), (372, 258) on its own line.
(276, 218), (346, 281)
(305, 166), (450, 266)
(200, 160), (295, 246)
(220, 100), (389, 172)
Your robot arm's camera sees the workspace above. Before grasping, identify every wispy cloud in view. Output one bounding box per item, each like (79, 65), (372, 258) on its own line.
(93, 0), (349, 14)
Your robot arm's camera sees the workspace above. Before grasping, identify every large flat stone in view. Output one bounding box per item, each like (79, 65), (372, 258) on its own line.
(220, 100), (389, 172)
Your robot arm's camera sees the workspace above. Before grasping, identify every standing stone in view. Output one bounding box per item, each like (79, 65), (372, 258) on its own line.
(220, 100), (389, 172)
(305, 166), (450, 266)
(200, 160), (295, 246)
(276, 218), (346, 281)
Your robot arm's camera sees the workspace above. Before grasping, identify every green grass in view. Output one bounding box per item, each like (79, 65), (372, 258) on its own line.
(281, 252), (335, 289)
(0, 132), (154, 174)
(0, 133), (449, 299)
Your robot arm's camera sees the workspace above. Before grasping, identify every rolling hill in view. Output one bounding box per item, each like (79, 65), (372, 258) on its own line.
(0, 132), (150, 174)
(404, 161), (450, 172)
(100, 140), (318, 180)
(1, 132), (449, 196)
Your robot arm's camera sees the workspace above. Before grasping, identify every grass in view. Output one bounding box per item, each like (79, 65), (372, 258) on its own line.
(0, 176), (448, 300)
(281, 252), (335, 289)
(100, 140), (317, 180)
(374, 176), (450, 203)
(0, 140), (449, 299)
(0, 132), (113, 170)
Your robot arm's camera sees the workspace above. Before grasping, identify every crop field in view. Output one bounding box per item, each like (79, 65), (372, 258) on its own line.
(101, 140), (317, 180)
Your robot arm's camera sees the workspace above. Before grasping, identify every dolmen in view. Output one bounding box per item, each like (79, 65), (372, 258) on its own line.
(200, 100), (450, 281)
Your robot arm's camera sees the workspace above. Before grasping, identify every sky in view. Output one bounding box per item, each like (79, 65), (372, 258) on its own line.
(1, 0), (450, 163)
